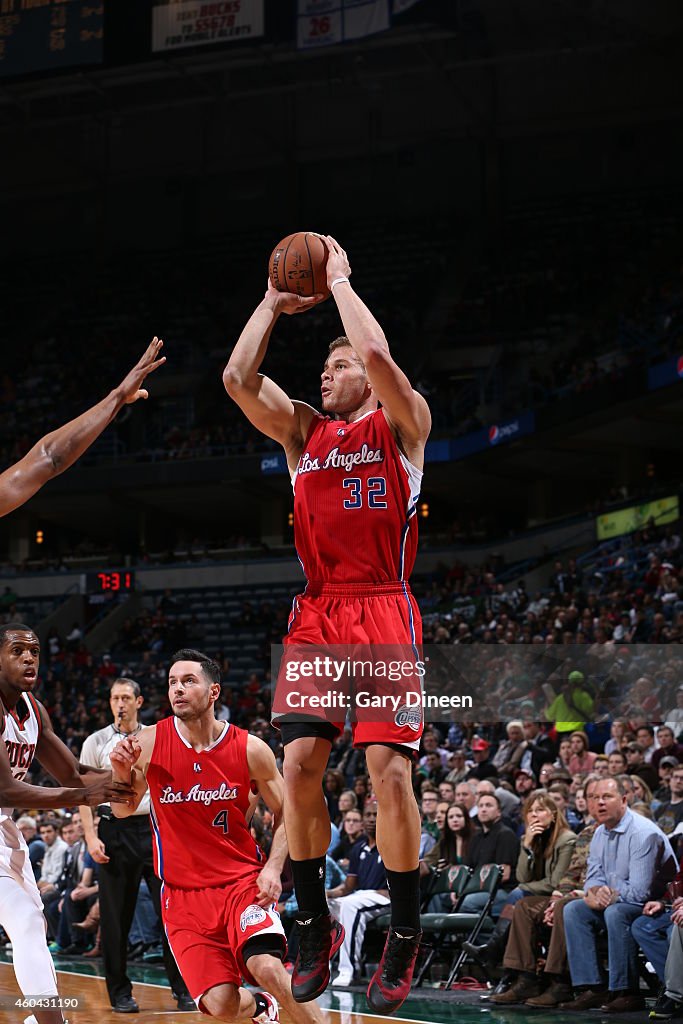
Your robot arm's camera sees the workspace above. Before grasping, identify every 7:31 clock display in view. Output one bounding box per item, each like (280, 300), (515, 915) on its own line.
(85, 571), (136, 594)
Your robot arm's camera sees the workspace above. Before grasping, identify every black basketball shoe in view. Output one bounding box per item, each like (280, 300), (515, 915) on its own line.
(366, 926), (422, 1015)
(291, 913), (345, 1003)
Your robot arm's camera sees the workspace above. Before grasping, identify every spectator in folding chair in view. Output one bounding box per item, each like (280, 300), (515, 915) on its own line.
(464, 790), (575, 971)
(458, 793), (519, 923)
(327, 799), (389, 989)
(420, 804), (475, 912)
(487, 773), (602, 1006)
(630, 864), (683, 1017)
(561, 776), (677, 1013)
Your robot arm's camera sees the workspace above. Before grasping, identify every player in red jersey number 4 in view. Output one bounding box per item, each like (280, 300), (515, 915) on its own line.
(110, 649), (324, 1024)
(224, 236), (431, 1014)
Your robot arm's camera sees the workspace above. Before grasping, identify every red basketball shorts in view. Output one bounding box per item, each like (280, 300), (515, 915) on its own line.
(273, 581), (424, 750)
(161, 876), (286, 1011)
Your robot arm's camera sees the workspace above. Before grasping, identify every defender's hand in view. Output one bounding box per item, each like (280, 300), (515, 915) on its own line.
(82, 774), (135, 807)
(116, 337), (166, 404)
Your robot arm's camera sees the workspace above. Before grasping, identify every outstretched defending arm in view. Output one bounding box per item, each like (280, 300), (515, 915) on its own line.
(0, 705), (134, 810)
(0, 337), (165, 517)
(319, 236), (431, 458)
(223, 282), (321, 469)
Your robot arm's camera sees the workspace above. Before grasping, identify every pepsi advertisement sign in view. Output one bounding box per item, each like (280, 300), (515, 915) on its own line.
(260, 453), (288, 475)
(648, 354), (683, 392)
(451, 411), (536, 461)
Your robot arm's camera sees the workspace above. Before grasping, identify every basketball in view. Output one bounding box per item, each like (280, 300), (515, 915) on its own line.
(268, 231), (330, 298)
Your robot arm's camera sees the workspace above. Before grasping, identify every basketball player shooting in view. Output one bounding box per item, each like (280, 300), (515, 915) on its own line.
(224, 236), (431, 1014)
(0, 338), (163, 1024)
(0, 624), (135, 1024)
(109, 648), (324, 1024)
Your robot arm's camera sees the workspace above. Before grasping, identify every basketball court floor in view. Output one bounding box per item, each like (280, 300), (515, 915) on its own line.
(0, 952), (654, 1023)
(0, 953), (458, 1024)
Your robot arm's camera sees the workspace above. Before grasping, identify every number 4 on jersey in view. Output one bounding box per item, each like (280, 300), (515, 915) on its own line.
(212, 810), (230, 834)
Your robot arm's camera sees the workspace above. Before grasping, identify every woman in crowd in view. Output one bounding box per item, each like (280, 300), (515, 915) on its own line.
(573, 784), (594, 828)
(631, 776), (655, 819)
(604, 718), (628, 755)
(464, 791), (576, 968)
(435, 800), (451, 832)
(557, 738), (573, 773)
(353, 773), (370, 812)
(336, 789), (358, 820)
(420, 804), (475, 911)
(420, 803), (474, 875)
(324, 768), (346, 823)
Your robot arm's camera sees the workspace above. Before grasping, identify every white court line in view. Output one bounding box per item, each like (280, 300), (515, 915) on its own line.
(50, 967), (449, 1024)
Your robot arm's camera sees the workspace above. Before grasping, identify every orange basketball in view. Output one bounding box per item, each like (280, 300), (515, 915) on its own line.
(268, 232), (329, 298)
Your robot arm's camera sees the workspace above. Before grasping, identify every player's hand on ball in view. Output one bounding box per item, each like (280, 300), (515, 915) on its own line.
(320, 235), (352, 287)
(117, 336), (166, 404)
(264, 278), (325, 315)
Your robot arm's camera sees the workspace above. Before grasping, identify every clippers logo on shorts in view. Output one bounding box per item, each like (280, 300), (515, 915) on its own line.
(678, 355), (683, 378)
(240, 904), (267, 932)
(158, 782), (238, 805)
(394, 706), (422, 732)
(297, 443), (384, 475)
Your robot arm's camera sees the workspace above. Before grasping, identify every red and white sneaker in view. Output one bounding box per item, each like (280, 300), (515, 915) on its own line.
(252, 992), (279, 1023)
(366, 926), (422, 1014)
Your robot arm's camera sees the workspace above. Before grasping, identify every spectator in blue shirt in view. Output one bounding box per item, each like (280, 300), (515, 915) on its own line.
(561, 777), (677, 1013)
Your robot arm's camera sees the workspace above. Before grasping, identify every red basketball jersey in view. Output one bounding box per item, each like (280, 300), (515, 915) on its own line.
(293, 409), (422, 584)
(146, 717), (264, 890)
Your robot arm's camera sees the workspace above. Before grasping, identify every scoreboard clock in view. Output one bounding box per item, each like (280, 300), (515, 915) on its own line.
(84, 571), (136, 594)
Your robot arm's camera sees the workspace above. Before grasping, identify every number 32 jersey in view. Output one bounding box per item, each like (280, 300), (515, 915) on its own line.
(293, 409), (422, 584)
(146, 717), (264, 890)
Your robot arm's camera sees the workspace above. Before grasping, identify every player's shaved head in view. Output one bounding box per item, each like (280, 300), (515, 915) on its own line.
(0, 622), (37, 647)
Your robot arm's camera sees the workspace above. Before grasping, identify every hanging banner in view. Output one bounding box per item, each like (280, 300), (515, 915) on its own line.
(152, 0), (264, 53)
(297, 0), (390, 50)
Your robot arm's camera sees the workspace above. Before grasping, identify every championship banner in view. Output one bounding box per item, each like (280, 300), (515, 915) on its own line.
(152, 0), (264, 54)
(297, 0), (389, 50)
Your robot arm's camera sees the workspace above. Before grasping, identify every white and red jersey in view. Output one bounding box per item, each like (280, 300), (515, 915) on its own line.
(293, 409), (422, 584)
(0, 692), (42, 882)
(146, 718), (264, 890)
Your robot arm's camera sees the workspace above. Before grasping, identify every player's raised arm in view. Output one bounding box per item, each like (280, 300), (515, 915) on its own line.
(0, 337), (165, 518)
(109, 727), (156, 818)
(320, 235), (431, 453)
(223, 282), (321, 462)
(247, 733), (288, 906)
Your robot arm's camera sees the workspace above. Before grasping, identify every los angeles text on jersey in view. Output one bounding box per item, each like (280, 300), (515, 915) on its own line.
(158, 782), (239, 805)
(297, 443), (384, 475)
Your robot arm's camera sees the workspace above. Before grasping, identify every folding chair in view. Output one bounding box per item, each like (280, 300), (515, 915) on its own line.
(440, 863), (503, 989)
(412, 863), (473, 987)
